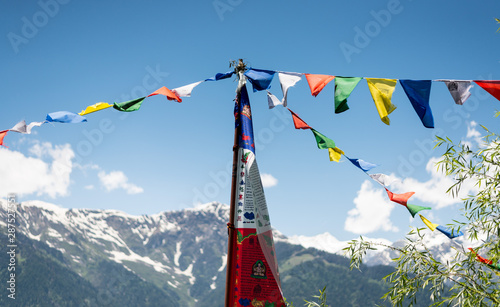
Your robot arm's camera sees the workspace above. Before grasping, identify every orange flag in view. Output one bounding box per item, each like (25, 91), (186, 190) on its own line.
(474, 80), (500, 101)
(147, 86), (182, 102)
(287, 108), (311, 129)
(385, 188), (415, 206)
(0, 130), (8, 147)
(304, 74), (335, 97)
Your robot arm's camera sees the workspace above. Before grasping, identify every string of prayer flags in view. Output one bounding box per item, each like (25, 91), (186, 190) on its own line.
(0, 130), (8, 147)
(334, 77), (362, 114)
(267, 91), (283, 109)
(311, 129), (336, 149)
(46, 111), (87, 124)
(244, 68), (275, 92)
(469, 248), (500, 271)
(406, 204), (431, 218)
(113, 97), (146, 112)
(369, 173), (394, 187)
(438, 80), (473, 105)
(287, 108), (311, 129)
(148, 87), (182, 102)
(347, 157), (377, 172)
(278, 72), (302, 107)
(474, 80), (500, 101)
(366, 78), (397, 125)
(399, 80), (434, 128)
(305, 74), (335, 97)
(385, 188), (414, 206)
(9, 120), (44, 134)
(205, 70), (234, 81)
(79, 102), (113, 116)
(328, 147), (344, 162)
(172, 81), (204, 98)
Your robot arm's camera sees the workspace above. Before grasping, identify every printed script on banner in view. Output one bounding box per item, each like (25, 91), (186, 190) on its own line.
(230, 83), (285, 307)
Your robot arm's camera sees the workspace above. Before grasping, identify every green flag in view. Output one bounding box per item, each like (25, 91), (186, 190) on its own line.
(113, 97), (146, 112)
(334, 77), (362, 114)
(406, 203), (431, 218)
(311, 129), (335, 149)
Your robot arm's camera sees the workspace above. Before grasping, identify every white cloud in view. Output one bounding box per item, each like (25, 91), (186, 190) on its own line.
(260, 173), (278, 188)
(84, 185), (95, 190)
(0, 142), (74, 198)
(98, 170), (144, 194)
(344, 180), (398, 234)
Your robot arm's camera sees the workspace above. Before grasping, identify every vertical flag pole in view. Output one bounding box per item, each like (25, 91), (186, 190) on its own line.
(225, 59), (246, 307)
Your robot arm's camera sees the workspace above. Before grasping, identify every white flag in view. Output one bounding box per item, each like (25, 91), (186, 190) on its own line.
(278, 72), (302, 107)
(438, 80), (473, 105)
(172, 81), (204, 97)
(10, 120), (44, 134)
(267, 91), (282, 109)
(369, 173), (394, 187)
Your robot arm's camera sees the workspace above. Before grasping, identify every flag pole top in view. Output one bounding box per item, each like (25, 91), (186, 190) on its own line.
(231, 59), (247, 75)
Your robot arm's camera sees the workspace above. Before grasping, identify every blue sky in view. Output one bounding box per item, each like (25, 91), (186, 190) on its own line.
(1, 0), (500, 242)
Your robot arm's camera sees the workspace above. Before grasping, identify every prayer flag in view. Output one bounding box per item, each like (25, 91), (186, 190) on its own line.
(436, 225), (463, 239)
(244, 68), (275, 92)
(311, 129), (335, 149)
(328, 147), (344, 162)
(205, 70), (234, 81)
(334, 77), (362, 113)
(406, 203), (431, 218)
(366, 78), (397, 125)
(79, 102), (113, 116)
(287, 108), (311, 130)
(278, 72), (302, 107)
(9, 120), (44, 134)
(419, 214), (439, 231)
(469, 248), (500, 271)
(0, 130), (8, 147)
(305, 74), (335, 97)
(347, 157), (377, 172)
(369, 173), (394, 187)
(399, 79), (434, 128)
(385, 188), (414, 206)
(474, 80), (500, 101)
(113, 97), (146, 112)
(267, 91), (283, 109)
(437, 80), (473, 105)
(46, 111), (87, 123)
(148, 86), (182, 102)
(172, 81), (204, 97)
(229, 80), (285, 307)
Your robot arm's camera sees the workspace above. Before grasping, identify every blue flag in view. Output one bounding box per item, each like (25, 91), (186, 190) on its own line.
(46, 111), (87, 124)
(244, 68), (275, 92)
(399, 80), (434, 128)
(436, 225), (464, 239)
(347, 157), (377, 172)
(205, 70), (234, 81)
(235, 84), (255, 153)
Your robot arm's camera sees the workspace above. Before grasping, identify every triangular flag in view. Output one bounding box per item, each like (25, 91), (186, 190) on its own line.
(244, 68), (275, 92)
(10, 120), (27, 133)
(305, 74), (335, 97)
(436, 225), (463, 239)
(419, 214), (439, 231)
(399, 80), (434, 128)
(385, 188), (415, 206)
(26, 121), (44, 134)
(113, 97), (146, 112)
(334, 77), (362, 113)
(366, 78), (397, 125)
(347, 157), (377, 172)
(369, 173), (394, 187)
(328, 147), (344, 162)
(172, 81), (204, 97)
(469, 248), (493, 265)
(0, 130), (8, 147)
(79, 102), (113, 116)
(267, 91), (283, 109)
(205, 70), (234, 81)
(148, 86), (182, 102)
(46, 111), (87, 123)
(278, 72), (302, 107)
(311, 129), (335, 149)
(474, 80), (500, 101)
(437, 80), (473, 105)
(287, 108), (311, 130)
(406, 203), (431, 218)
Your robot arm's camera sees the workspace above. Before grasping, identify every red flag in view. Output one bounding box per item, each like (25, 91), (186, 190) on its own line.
(304, 74), (335, 97)
(469, 248), (493, 265)
(147, 86), (182, 102)
(0, 130), (8, 147)
(385, 188), (415, 206)
(474, 80), (500, 101)
(287, 108), (311, 130)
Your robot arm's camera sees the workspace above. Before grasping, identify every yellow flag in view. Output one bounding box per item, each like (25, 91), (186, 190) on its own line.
(366, 78), (397, 125)
(419, 214), (439, 231)
(328, 147), (344, 162)
(79, 102), (112, 116)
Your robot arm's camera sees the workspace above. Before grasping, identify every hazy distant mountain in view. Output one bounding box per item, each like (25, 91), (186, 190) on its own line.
(0, 200), (438, 306)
